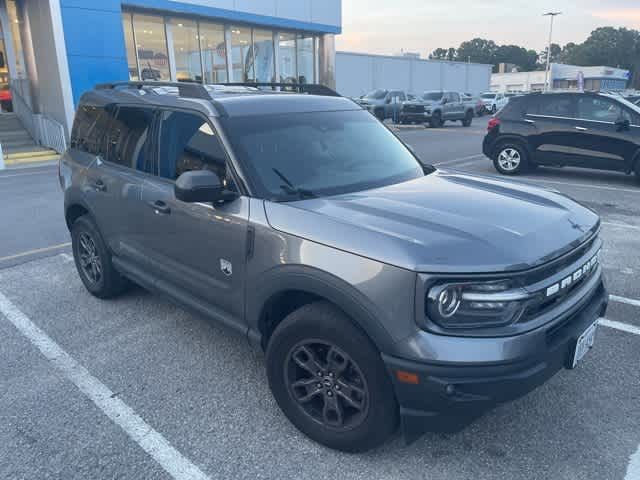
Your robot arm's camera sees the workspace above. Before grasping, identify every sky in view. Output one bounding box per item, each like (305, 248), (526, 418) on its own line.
(336, 0), (640, 57)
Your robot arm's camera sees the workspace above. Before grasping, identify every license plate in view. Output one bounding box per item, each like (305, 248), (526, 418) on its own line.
(571, 321), (598, 368)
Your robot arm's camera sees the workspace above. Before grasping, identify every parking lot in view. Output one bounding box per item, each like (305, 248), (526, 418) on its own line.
(1, 118), (639, 480)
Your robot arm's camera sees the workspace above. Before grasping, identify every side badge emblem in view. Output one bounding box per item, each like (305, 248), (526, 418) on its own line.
(220, 259), (233, 276)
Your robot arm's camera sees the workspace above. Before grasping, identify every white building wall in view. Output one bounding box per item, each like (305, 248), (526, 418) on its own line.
(336, 51), (492, 97)
(174, 0), (341, 28)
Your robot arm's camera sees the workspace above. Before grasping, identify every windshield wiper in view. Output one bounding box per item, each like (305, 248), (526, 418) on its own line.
(272, 168), (317, 199)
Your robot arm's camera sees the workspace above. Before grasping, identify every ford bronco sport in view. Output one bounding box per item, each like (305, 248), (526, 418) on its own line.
(60, 82), (607, 452)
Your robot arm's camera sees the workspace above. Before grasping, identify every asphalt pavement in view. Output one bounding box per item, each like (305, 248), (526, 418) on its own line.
(0, 119), (639, 480)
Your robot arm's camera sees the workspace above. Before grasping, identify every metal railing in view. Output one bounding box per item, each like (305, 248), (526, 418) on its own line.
(8, 84), (67, 154)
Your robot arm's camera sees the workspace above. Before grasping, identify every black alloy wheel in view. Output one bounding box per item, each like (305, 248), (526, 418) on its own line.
(285, 340), (369, 430)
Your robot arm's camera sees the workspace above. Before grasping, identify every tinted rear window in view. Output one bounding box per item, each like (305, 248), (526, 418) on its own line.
(527, 95), (574, 117)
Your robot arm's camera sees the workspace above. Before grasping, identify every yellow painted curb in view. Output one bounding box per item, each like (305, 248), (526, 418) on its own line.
(5, 149), (58, 160)
(5, 154), (60, 165)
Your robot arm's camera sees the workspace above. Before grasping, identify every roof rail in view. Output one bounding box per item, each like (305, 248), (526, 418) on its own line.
(95, 81), (212, 100)
(219, 82), (341, 97)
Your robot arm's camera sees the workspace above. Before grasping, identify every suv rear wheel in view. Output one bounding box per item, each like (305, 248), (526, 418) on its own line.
(71, 215), (130, 298)
(266, 301), (398, 452)
(493, 142), (529, 175)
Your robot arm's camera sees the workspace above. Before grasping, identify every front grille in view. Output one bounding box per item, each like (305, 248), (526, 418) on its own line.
(403, 104), (425, 113)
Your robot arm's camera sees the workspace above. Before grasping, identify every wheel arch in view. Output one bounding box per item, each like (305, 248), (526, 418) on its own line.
(246, 265), (395, 355)
(492, 135), (533, 160)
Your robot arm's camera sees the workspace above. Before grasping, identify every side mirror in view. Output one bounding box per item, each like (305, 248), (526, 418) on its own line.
(175, 170), (226, 203)
(385, 97), (392, 104)
(441, 98), (448, 104)
(616, 117), (630, 131)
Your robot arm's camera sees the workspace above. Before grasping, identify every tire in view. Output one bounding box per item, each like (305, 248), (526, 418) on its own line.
(266, 301), (398, 452)
(635, 158), (640, 184)
(493, 142), (530, 175)
(71, 215), (130, 299)
(462, 110), (473, 127)
(429, 111), (443, 128)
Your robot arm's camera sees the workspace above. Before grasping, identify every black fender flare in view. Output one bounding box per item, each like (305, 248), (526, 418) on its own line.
(246, 265), (396, 355)
(629, 149), (640, 173)
(64, 189), (98, 231)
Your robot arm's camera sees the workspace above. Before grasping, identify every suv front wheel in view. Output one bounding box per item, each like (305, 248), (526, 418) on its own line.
(493, 143), (530, 175)
(266, 301), (398, 452)
(71, 215), (130, 298)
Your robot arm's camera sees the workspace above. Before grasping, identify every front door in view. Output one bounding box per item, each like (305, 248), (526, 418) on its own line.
(567, 95), (640, 171)
(140, 110), (248, 329)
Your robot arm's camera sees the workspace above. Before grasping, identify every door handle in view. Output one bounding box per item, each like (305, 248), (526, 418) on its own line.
(574, 126), (588, 131)
(148, 200), (171, 215)
(91, 179), (106, 192)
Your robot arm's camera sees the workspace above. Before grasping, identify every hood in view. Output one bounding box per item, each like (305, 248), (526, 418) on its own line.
(264, 171), (600, 273)
(405, 99), (437, 106)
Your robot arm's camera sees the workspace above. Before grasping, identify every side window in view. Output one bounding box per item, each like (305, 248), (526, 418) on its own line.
(398, 92), (406, 102)
(450, 92), (460, 103)
(530, 95), (574, 118)
(71, 105), (110, 155)
(577, 97), (623, 123)
(158, 111), (230, 186)
(104, 106), (156, 174)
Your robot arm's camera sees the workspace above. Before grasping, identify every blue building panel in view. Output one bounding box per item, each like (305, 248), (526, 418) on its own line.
(60, 0), (340, 106)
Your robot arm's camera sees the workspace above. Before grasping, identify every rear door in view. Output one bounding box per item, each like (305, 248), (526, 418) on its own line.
(524, 94), (577, 165)
(140, 110), (249, 329)
(568, 95), (640, 171)
(81, 104), (156, 254)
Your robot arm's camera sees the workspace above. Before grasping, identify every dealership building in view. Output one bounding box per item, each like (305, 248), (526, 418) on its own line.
(491, 63), (631, 93)
(0, 0), (341, 155)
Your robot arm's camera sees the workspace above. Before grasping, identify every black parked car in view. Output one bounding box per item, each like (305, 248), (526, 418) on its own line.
(483, 91), (640, 181)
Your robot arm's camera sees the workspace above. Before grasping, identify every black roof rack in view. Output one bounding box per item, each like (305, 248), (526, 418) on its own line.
(95, 81), (340, 99)
(218, 83), (341, 97)
(95, 81), (212, 100)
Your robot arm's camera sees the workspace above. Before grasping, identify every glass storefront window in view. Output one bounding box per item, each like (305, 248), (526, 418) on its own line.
(297, 34), (314, 84)
(230, 26), (253, 82)
(253, 29), (274, 82)
(278, 32), (296, 83)
(122, 13), (139, 80)
(171, 19), (201, 82)
(199, 22), (227, 84)
(133, 14), (170, 81)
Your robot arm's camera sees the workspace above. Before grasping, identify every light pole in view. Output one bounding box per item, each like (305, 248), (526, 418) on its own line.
(543, 12), (561, 92)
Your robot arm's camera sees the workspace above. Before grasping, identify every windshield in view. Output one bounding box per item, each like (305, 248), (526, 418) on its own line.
(422, 92), (443, 101)
(615, 95), (640, 114)
(221, 110), (425, 201)
(364, 89), (388, 100)
(481, 93), (496, 99)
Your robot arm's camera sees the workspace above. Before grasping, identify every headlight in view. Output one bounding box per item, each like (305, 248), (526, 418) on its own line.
(426, 280), (527, 329)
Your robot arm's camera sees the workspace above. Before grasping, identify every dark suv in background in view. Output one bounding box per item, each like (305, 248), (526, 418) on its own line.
(483, 91), (640, 181)
(61, 82), (607, 452)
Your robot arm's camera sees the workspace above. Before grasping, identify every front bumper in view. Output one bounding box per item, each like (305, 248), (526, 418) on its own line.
(383, 276), (608, 443)
(400, 111), (432, 122)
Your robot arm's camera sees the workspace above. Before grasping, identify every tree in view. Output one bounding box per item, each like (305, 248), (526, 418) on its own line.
(456, 38), (498, 65)
(539, 43), (562, 67)
(494, 44), (538, 72)
(560, 27), (640, 88)
(430, 47), (457, 61)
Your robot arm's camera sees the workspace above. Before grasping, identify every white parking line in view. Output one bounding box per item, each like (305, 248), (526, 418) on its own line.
(0, 243), (72, 263)
(599, 318), (640, 336)
(603, 222), (640, 232)
(0, 290), (211, 480)
(626, 446), (640, 480)
(434, 154), (485, 166)
(610, 295), (640, 308)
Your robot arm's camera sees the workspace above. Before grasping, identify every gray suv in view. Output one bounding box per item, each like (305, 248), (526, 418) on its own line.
(60, 82), (608, 453)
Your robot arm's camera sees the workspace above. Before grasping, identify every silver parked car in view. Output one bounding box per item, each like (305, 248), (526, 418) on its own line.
(60, 81), (607, 452)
